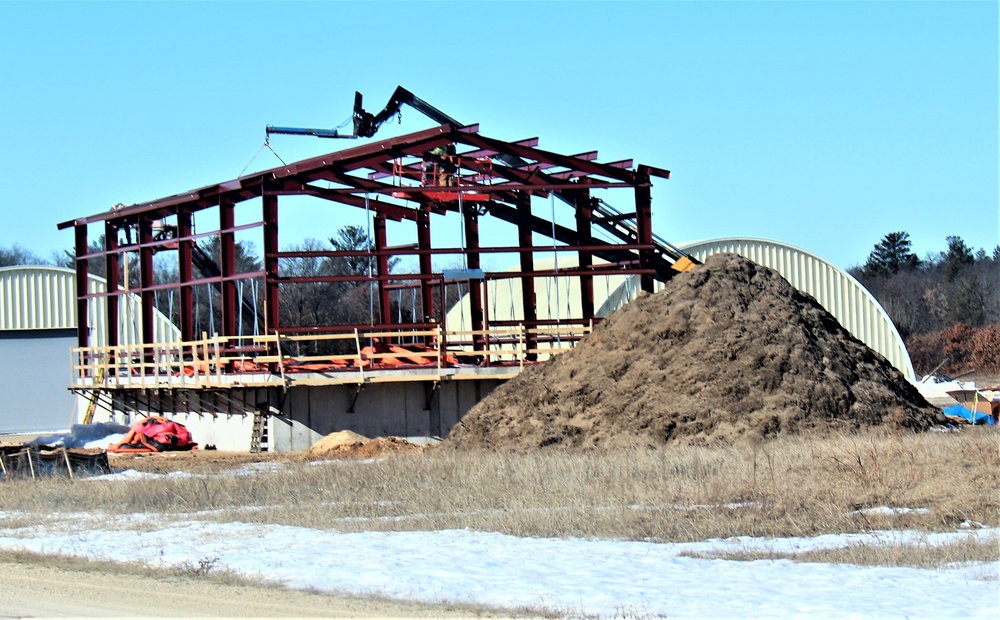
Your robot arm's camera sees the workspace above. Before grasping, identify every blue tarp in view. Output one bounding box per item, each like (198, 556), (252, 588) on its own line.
(942, 404), (996, 426)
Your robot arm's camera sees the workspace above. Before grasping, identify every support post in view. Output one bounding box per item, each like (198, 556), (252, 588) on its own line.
(575, 192), (595, 321)
(220, 199), (237, 340)
(104, 222), (119, 348)
(464, 209), (485, 351)
(634, 171), (655, 294)
(178, 209), (194, 343)
(417, 206), (434, 323)
(516, 191), (537, 360)
(139, 217), (155, 347)
(74, 223), (89, 349)
(373, 213), (391, 326)
(262, 194), (279, 337)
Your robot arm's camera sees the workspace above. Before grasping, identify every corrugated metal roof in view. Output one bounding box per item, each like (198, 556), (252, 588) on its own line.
(443, 239), (915, 381)
(678, 238), (915, 380)
(0, 265), (180, 345)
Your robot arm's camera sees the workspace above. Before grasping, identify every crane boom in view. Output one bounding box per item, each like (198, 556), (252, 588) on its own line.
(266, 88), (461, 139)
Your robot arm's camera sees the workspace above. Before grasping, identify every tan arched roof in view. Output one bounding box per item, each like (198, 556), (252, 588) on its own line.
(677, 238), (914, 380)
(445, 239), (915, 381)
(0, 265), (180, 345)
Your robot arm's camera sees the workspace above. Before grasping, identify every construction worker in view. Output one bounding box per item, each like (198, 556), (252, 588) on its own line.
(423, 145), (457, 187)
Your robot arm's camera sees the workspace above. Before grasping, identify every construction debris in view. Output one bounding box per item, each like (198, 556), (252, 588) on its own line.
(108, 416), (197, 453)
(447, 253), (944, 450)
(0, 444), (110, 479)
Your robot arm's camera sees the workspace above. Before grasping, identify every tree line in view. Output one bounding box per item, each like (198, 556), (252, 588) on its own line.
(848, 232), (1000, 375)
(0, 227), (415, 355)
(4, 229), (997, 372)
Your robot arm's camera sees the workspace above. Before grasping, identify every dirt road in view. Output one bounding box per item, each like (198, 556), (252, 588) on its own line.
(0, 559), (505, 618)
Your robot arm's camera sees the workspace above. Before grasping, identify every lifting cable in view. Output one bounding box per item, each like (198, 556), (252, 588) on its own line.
(237, 279), (244, 340)
(251, 278), (259, 336)
(365, 192), (374, 334)
(207, 283), (215, 336)
(508, 278), (516, 321)
(194, 283), (200, 335)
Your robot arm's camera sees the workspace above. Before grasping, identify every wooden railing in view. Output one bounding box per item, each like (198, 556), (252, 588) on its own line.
(70, 323), (593, 389)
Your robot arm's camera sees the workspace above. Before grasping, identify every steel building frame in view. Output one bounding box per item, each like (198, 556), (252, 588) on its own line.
(59, 122), (685, 372)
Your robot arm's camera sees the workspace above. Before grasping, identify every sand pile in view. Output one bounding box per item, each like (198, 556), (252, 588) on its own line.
(307, 431), (422, 458)
(306, 430), (370, 457)
(354, 436), (424, 458)
(448, 253), (943, 450)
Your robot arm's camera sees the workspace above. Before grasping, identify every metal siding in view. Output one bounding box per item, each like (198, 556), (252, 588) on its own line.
(679, 239), (915, 380)
(0, 330), (78, 432)
(0, 266), (179, 345)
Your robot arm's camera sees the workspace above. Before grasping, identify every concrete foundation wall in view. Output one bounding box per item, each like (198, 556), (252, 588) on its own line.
(269, 379), (503, 452)
(82, 378), (503, 453)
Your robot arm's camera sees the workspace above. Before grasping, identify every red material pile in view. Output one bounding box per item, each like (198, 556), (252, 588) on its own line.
(108, 416), (198, 453)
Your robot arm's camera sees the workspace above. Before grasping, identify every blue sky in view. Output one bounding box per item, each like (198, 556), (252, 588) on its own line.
(1, 1), (996, 270)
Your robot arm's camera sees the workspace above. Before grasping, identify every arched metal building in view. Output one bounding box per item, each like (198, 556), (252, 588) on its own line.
(0, 266), (179, 433)
(446, 238), (915, 380)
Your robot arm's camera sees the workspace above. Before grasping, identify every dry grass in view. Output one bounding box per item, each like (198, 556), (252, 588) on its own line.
(0, 547), (267, 586)
(0, 428), (996, 548)
(678, 537), (999, 571)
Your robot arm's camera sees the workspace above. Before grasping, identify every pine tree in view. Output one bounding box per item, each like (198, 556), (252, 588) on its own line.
(862, 231), (920, 277)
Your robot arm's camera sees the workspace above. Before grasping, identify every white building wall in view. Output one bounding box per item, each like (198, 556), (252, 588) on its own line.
(0, 266), (180, 345)
(0, 266), (183, 434)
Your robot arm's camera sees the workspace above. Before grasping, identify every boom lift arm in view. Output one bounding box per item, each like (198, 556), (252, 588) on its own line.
(266, 87), (696, 276)
(266, 87), (461, 140)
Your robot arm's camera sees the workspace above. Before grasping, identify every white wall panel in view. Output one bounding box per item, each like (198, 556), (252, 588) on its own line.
(0, 266), (180, 345)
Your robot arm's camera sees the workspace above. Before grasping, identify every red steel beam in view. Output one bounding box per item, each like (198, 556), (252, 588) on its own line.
(576, 192), (595, 321)
(516, 191), (537, 360)
(417, 206), (434, 322)
(455, 133), (637, 185)
(262, 194), (279, 335)
(178, 209), (194, 342)
(634, 169), (654, 294)
(463, 206), (485, 351)
(373, 213), (391, 326)
(104, 221), (119, 348)
(74, 223), (89, 348)
(138, 216), (155, 347)
(220, 199), (237, 339)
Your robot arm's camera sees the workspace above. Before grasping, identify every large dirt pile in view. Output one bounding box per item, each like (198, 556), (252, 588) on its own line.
(448, 253), (943, 450)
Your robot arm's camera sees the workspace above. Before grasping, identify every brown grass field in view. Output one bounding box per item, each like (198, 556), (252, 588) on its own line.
(1, 427), (995, 551)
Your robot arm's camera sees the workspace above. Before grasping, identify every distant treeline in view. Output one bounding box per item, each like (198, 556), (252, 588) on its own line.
(847, 232), (1000, 376)
(4, 231), (998, 374)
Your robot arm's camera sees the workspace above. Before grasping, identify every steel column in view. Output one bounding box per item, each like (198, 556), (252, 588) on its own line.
(516, 191), (537, 359)
(138, 217), (155, 346)
(373, 213), (391, 325)
(74, 223), (89, 348)
(417, 207), (434, 322)
(220, 200), (237, 338)
(178, 210), (194, 342)
(104, 222), (119, 347)
(262, 194), (279, 334)
(575, 192), (595, 321)
(464, 209), (485, 351)
(634, 172), (655, 294)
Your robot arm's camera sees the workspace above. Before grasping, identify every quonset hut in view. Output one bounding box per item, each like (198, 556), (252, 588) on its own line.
(0, 265), (178, 434)
(450, 240), (915, 381)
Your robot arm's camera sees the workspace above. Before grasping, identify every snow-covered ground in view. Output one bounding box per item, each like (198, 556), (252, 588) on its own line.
(0, 478), (995, 619)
